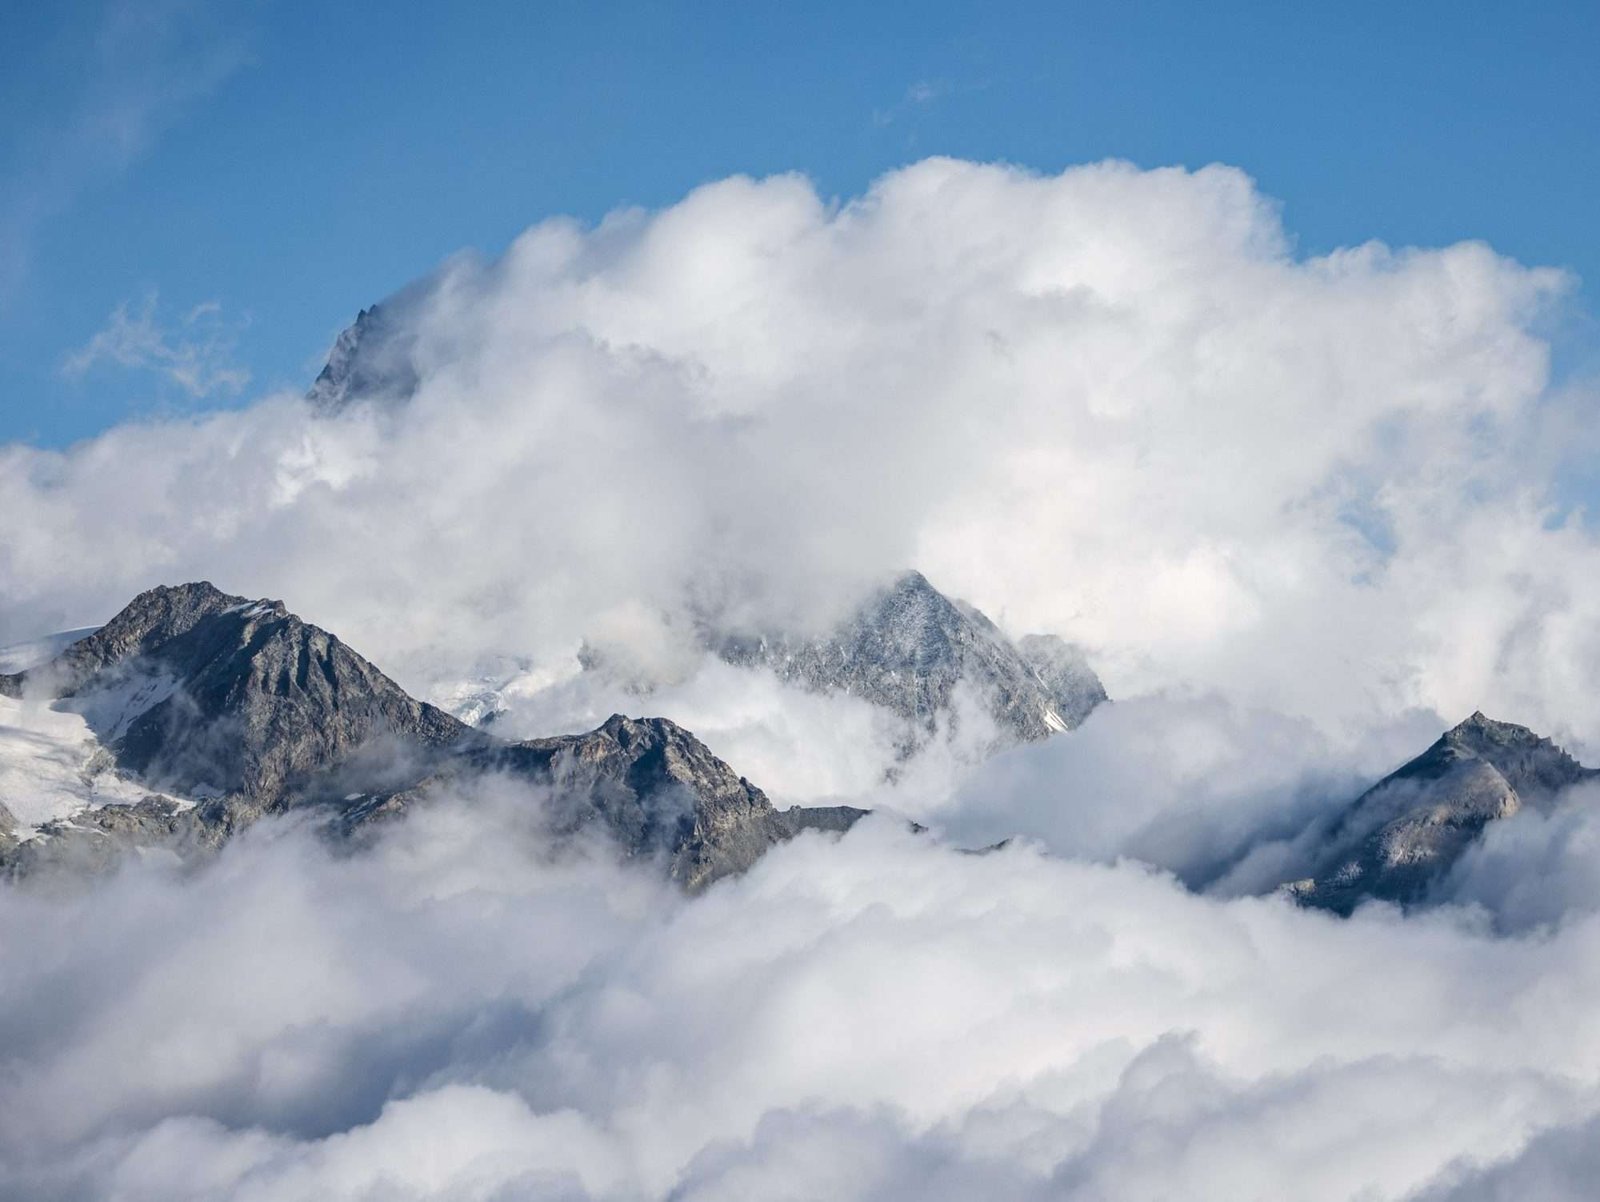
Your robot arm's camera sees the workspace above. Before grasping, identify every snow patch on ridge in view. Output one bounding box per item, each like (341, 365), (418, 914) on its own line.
(64, 669), (182, 744)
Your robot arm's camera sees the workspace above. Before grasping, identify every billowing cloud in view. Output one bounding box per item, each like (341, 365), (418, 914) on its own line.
(0, 158), (1594, 746)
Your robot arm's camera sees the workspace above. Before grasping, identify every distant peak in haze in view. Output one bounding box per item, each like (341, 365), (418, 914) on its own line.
(706, 568), (1107, 747)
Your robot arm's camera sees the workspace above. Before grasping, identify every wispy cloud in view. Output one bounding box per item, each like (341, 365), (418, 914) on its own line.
(871, 78), (949, 127)
(63, 292), (249, 398)
(0, 1), (251, 305)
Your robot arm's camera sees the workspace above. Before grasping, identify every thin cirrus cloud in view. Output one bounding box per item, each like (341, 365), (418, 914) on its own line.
(0, 1), (249, 305)
(62, 292), (250, 399)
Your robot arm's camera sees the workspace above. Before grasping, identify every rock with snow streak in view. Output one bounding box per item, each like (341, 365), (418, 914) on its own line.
(1285, 712), (1598, 914)
(709, 570), (1106, 748)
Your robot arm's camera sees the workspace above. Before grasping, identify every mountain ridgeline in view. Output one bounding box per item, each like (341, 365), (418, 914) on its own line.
(2, 572), (1593, 916)
(307, 302), (420, 414)
(0, 584), (863, 890)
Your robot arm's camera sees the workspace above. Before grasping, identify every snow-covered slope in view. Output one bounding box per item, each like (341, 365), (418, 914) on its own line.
(0, 694), (157, 834)
(0, 626), (163, 835)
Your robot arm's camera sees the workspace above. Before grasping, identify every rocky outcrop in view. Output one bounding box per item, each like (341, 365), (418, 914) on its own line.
(1286, 713), (1598, 913)
(0, 584), (864, 889)
(306, 304), (420, 413)
(709, 571), (1105, 747)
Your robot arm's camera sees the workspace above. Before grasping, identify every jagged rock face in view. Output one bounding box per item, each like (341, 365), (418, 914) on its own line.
(1288, 713), (1598, 913)
(488, 715), (791, 889)
(347, 714), (863, 891)
(306, 304), (420, 413)
(711, 571), (1105, 745)
(0, 584), (863, 890)
(6, 582), (473, 809)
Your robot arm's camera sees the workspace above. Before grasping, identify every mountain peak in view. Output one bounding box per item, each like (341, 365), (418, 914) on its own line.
(1289, 714), (1597, 914)
(2, 584), (864, 891)
(710, 570), (1105, 745)
(8, 584), (471, 807)
(307, 303), (420, 413)
(1447, 710), (1527, 740)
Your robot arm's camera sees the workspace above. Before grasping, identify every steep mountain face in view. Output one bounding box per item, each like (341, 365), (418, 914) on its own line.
(306, 304), (420, 414)
(709, 571), (1106, 746)
(1286, 713), (1598, 913)
(0, 584), (863, 889)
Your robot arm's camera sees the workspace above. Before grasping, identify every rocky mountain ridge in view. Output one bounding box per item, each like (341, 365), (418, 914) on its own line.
(0, 584), (863, 889)
(8, 582), (1589, 915)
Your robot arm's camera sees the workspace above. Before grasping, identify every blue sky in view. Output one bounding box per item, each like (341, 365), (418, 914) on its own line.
(3, 0), (1598, 447)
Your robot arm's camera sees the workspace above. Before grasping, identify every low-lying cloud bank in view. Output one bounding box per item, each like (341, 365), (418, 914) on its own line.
(4, 803), (1600, 1200)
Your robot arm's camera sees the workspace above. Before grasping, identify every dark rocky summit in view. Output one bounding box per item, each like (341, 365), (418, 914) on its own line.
(5, 582), (472, 808)
(1286, 713), (1598, 914)
(306, 304), (420, 414)
(710, 570), (1106, 748)
(0, 583), (863, 889)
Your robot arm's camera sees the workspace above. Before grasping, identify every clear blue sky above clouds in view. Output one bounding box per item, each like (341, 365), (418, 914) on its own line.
(2, 0), (1597, 447)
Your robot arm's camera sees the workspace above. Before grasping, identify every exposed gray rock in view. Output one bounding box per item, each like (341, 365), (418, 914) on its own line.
(709, 571), (1106, 747)
(306, 304), (420, 414)
(0, 584), (864, 890)
(6, 582), (474, 810)
(780, 804), (873, 837)
(343, 714), (859, 891)
(1285, 712), (1598, 914)
(1, 796), (202, 881)
(0, 800), (18, 855)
